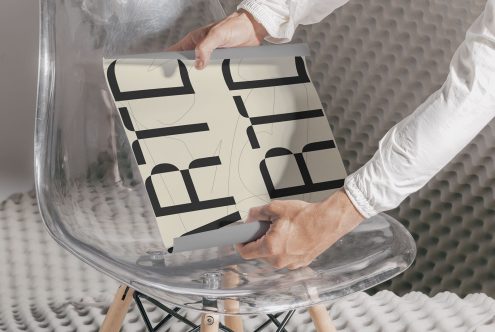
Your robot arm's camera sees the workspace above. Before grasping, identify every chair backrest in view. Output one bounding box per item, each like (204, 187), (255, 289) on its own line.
(35, 0), (416, 314)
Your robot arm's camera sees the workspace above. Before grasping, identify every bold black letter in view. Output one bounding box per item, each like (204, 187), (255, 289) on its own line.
(107, 59), (194, 101)
(222, 57), (310, 90)
(260, 141), (344, 198)
(145, 157), (236, 217)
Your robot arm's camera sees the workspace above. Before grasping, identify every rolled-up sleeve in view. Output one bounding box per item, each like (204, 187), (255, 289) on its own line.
(344, 0), (495, 218)
(238, 0), (349, 43)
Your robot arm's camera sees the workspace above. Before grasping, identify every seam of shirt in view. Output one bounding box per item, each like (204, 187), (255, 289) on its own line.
(238, 0), (294, 41)
(344, 176), (378, 218)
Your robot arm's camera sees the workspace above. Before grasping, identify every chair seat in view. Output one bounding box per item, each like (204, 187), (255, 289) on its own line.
(0, 192), (492, 330)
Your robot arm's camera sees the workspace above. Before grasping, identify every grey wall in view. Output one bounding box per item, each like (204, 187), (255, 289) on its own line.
(0, 1), (38, 201)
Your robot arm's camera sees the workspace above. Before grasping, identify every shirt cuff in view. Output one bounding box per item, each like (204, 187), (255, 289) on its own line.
(238, 0), (294, 44)
(344, 174), (379, 219)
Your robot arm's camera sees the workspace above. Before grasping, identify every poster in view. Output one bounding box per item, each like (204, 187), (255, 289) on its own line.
(103, 44), (346, 250)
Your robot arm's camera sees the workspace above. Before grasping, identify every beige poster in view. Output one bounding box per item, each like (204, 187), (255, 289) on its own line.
(103, 44), (346, 250)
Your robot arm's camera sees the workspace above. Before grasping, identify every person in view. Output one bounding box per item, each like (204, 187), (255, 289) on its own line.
(168, 0), (495, 270)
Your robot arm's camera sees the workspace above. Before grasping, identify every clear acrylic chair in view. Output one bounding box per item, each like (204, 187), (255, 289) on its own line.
(35, 0), (416, 331)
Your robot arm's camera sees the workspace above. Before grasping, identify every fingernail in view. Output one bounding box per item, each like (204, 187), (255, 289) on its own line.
(195, 59), (204, 70)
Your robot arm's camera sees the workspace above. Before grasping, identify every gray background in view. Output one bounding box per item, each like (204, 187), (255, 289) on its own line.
(0, 0), (38, 201)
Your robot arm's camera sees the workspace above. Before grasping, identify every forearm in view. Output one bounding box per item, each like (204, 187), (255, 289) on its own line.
(345, 0), (495, 218)
(238, 0), (350, 43)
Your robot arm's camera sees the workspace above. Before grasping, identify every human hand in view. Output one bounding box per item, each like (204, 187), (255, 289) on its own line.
(167, 10), (267, 70)
(236, 189), (365, 270)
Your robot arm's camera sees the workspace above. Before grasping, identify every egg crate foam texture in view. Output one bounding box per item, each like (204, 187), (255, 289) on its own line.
(1, 190), (495, 331)
(220, 0), (495, 297)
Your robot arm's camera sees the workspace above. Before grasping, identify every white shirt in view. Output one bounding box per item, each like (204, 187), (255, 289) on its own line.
(239, 0), (495, 218)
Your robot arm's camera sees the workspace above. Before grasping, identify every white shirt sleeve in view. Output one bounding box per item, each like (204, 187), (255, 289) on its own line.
(344, 0), (495, 218)
(238, 0), (349, 43)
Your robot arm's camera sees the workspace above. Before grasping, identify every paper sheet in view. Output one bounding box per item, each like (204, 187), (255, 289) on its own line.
(103, 44), (347, 250)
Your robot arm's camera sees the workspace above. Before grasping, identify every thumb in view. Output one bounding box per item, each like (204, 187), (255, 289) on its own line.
(246, 204), (276, 223)
(194, 27), (226, 70)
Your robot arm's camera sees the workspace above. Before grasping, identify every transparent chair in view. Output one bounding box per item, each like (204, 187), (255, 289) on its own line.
(35, 0), (416, 330)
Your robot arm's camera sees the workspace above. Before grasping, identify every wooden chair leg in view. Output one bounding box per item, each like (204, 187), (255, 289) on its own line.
(99, 285), (135, 332)
(223, 266), (243, 332)
(224, 307), (243, 331)
(200, 313), (220, 332)
(309, 304), (336, 332)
